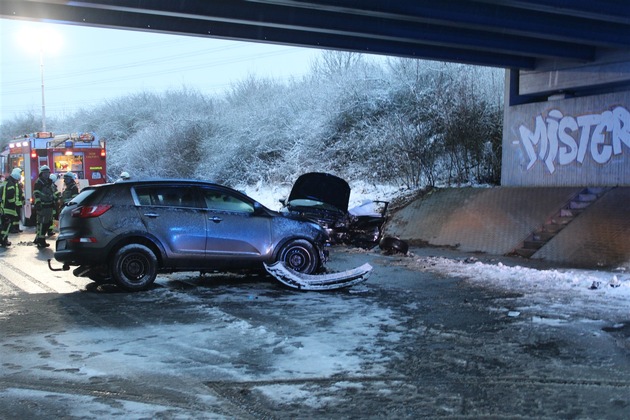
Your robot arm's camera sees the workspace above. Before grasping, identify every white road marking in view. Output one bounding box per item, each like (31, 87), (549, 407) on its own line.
(0, 230), (91, 295)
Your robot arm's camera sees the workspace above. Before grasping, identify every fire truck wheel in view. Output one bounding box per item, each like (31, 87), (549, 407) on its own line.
(23, 212), (36, 227)
(111, 244), (158, 292)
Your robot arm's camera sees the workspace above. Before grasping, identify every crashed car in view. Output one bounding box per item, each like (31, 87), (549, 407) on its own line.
(52, 179), (332, 291)
(280, 172), (390, 249)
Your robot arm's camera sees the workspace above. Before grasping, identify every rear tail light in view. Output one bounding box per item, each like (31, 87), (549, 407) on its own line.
(69, 237), (98, 243)
(71, 204), (112, 218)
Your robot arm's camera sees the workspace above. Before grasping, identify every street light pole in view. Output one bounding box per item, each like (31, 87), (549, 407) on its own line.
(39, 44), (46, 132)
(20, 25), (60, 133)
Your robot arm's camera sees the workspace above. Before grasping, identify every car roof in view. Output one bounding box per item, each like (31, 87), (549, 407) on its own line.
(94, 178), (248, 195)
(97, 178), (220, 187)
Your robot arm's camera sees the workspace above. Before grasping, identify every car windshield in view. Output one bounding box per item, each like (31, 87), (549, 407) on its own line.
(287, 198), (341, 212)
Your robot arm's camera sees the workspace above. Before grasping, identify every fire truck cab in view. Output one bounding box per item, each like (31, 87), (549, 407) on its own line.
(3, 131), (107, 226)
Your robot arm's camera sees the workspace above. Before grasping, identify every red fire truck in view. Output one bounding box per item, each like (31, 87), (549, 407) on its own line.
(2, 131), (107, 226)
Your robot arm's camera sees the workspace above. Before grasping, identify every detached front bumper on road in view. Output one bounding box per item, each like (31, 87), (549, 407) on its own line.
(265, 261), (372, 290)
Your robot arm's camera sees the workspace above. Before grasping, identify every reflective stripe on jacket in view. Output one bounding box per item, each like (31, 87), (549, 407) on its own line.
(34, 177), (55, 206)
(0, 177), (19, 217)
(61, 181), (79, 204)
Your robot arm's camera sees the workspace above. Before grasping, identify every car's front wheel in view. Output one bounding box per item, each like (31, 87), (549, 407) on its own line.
(111, 244), (158, 291)
(277, 239), (319, 274)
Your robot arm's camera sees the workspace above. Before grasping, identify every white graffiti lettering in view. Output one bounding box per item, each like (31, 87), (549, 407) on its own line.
(518, 106), (630, 173)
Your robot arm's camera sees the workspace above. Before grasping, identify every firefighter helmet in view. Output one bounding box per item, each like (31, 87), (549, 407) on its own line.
(50, 174), (58, 182)
(120, 171), (130, 180)
(39, 165), (50, 173)
(64, 172), (74, 179)
(11, 168), (22, 180)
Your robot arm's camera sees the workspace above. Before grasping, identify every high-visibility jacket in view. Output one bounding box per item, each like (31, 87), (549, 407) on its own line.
(0, 177), (19, 217)
(15, 182), (24, 207)
(61, 180), (79, 204)
(33, 176), (55, 208)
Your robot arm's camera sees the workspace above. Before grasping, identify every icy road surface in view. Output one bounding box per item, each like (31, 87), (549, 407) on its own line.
(1, 229), (629, 418)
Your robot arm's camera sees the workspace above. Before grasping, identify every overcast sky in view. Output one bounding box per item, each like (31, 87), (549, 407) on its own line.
(0, 18), (320, 125)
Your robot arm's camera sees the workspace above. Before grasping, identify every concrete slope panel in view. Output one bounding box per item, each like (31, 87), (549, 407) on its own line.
(533, 188), (630, 268)
(384, 187), (579, 255)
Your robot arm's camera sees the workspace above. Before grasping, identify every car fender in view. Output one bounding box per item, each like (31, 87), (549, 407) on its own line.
(104, 231), (168, 265)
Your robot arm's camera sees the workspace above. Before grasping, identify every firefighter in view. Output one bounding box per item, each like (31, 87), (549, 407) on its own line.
(116, 171), (130, 182)
(48, 174), (61, 236)
(33, 165), (55, 248)
(0, 168), (23, 247)
(9, 172), (24, 234)
(61, 171), (79, 205)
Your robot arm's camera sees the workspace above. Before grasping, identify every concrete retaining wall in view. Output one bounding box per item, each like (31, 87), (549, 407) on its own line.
(383, 187), (630, 269)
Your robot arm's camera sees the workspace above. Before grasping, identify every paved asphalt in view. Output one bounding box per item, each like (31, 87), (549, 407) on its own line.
(0, 235), (629, 418)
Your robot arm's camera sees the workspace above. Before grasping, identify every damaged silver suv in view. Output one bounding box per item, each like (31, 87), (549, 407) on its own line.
(53, 179), (329, 291)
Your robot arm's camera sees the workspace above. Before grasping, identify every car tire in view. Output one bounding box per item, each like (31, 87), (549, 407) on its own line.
(379, 236), (409, 255)
(111, 244), (158, 291)
(277, 239), (319, 274)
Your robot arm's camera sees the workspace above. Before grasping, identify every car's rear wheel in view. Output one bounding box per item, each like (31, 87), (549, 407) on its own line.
(277, 239), (319, 274)
(111, 244), (158, 291)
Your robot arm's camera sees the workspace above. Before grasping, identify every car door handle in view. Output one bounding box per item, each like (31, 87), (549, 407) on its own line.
(209, 216), (222, 223)
(144, 212), (160, 218)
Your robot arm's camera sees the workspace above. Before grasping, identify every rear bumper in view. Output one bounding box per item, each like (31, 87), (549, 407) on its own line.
(54, 238), (109, 266)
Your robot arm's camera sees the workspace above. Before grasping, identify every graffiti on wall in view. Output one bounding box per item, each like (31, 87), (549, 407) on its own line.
(518, 106), (630, 173)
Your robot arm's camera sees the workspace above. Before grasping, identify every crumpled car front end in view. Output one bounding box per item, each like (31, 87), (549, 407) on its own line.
(281, 172), (389, 248)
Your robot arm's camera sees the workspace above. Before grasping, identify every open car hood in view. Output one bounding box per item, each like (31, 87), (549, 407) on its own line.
(287, 172), (351, 212)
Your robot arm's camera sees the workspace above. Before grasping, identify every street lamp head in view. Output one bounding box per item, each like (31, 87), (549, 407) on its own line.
(18, 24), (63, 54)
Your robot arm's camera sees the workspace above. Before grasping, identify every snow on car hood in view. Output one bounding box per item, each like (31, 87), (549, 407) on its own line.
(287, 172), (351, 212)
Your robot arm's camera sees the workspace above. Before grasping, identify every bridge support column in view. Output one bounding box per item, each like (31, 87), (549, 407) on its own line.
(502, 56), (630, 187)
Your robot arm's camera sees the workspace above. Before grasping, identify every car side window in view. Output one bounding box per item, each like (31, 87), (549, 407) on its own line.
(201, 188), (254, 213)
(134, 186), (199, 208)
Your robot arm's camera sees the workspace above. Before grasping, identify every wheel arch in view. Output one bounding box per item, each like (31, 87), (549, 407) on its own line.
(105, 233), (165, 267)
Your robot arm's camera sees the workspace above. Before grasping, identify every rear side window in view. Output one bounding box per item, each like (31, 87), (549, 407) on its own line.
(134, 186), (199, 208)
(69, 188), (98, 206)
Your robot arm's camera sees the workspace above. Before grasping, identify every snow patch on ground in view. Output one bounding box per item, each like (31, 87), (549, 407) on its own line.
(409, 256), (630, 295)
(404, 255), (630, 318)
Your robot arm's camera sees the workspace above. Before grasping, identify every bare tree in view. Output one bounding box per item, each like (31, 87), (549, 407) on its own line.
(310, 50), (364, 77)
